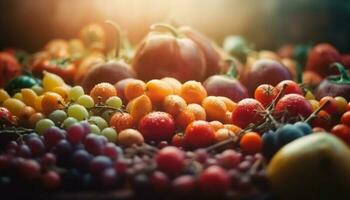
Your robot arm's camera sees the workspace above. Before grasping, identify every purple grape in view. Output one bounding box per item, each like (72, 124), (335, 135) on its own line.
(72, 149), (92, 171)
(23, 133), (40, 141)
(43, 127), (66, 148)
(67, 124), (86, 144)
(80, 121), (91, 135)
(194, 149), (209, 164)
(41, 153), (57, 168)
(103, 143), (120, 160)
(17, 144), (32, 158)
(6, 141), (18, 151)
(218, 150), (241, 169)
(42, 171), (61, 190)
(171, 175), (196, 197)
(150, 171), (169, 192)
(83, 134), (104, 155)
(18, 159), (41, 180)
(26, 137), (45, 156)
(89, 156), (112, 175)
(54, 139), (73, 165)
(99, 168), (118, 188)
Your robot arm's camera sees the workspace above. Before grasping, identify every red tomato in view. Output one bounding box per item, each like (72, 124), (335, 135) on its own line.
(319, 96), (338, 115)
(311, 110), (332, 131)
(184, 120), (216, 149)
(139, 112), (175, 143)
(254, 84), (278, 107)
(0, 52), (21, 87)
(276, 80), (303, 95)
(240, 132), (262, 154)
(341, 111), (350, 127)
(305, 43), (341, 77)
(231, 98), (264, 129)
(171, 133), (185, 148)
(331, 124), (350, 145)
(275, 94), (313, 120)
(0, 107), (13, 123)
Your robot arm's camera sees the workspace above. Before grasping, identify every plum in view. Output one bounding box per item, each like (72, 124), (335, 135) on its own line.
(240, 59), (292, 96)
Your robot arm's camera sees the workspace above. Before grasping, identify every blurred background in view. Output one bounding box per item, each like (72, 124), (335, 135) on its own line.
(1, 0), (350, 52)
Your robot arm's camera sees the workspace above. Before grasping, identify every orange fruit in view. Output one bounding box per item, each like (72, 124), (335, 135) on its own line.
(209, 121), (224, 131)
(109, 112), (134, 132)
(202, 96), (227, 122)
(124, 79), (146, 101)
(145, 79), (173, 103)
(180, 81), (207, 104)
(217, 96), (237, 112)
(126, 95), (152, 124)
(90, 82), (117, 104)
(186, 103), (206, 120)
(175, 109), (196, 130)
(41, 92), (65, 115)
(161, 77), (182, 95)
(162, 95), (187, 117)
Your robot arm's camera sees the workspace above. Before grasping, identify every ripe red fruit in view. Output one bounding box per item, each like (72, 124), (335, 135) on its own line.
(171, 133), (185, 148)
(184, 120), (216, 149)
(231, 98), (264, 129)
(198, 166), (230, 196)
(218, 150), (241, 169)
(306, 43), (341, 77)
(341, 111), (350, 126)
(319, 96), (338, 115)
(139, 112), (175, 143)
(150, 171), (170, 192)
(276, 80), (303, 95)
(171, 175), (196, 196)
(156, 146), (185, 177)
(42, 171), (61, 190)
(240, 132), (262, 154)
(0, 52), (21, 88)
(254, 84), (278, 107)
(0, 107), (13, 122)
(331, 124), (350, 145)
(275, 94), (313, 119)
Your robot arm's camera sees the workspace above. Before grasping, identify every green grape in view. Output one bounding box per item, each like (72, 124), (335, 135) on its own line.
(68, 86), (84, 101)
(90, 124), (101, 134)
(89, 116), (108, 130)
(48, 110), (67, 124)
(67, 104), (89, 121)
(106, 96), (122, 109)
(62, 117), (78, 129)
(31, 85), (44, 95)
(101, 127), (117, 143)
(77, 95), (94, 108)
(35, 119), (55, 134)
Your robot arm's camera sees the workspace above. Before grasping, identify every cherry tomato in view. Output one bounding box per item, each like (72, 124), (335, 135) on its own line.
(184, 120), (216, 149)
(319, 96), (338, 115)
(341, 111), (350, 126)
(240, 132), (262, 154)
(311, 110), (332, 131)
(275, 94), (312, 120)
(254, 84), (278, 107)
(276, 80), (303, 95)
(335, 96), (348, 114)
(231, 98), (264, 129)
(331, 124), (350, 145)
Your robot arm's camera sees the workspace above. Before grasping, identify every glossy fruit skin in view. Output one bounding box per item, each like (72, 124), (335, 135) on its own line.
(254, 84), (278, 107)
(132, 31), (206, 82)
(275, 94), (313, 119)
(139, 112), (175, 143)
(306, 43), (341, 77)
(331, 124), (350, 145)
(203, 75), (248, 102)
(5, 75), (40, 96)
(180, 26), (223, 77)
(0, 52), (21, 88)
(81, 61), (136, 93)
(240, 59), (292, 96)
(231, 98), (264, 129)
(319, 96), (338, 115)
(184, 120), (216, 149)
(114, 78), (137, 103)
(240, 132), (262, 154)
(156, 146), (185, 177)
(0, 107), (13, 122)
(276, 80), (303, 95)
(315, 76), (350, 101)
(341, 111), (350, 126)
(198, 166), (230, 197)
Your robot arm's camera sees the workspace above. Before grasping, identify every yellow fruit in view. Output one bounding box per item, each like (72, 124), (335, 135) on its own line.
(21, 88), (38, 107)
(3, 98), (26, 117)
(267, 133), (350, 200)
(34, 95), (45, 112)
(145, 79), (174, 103)
(186, 103), (206, 120)
(0, 89), (10, 104)
(124, 80), (146, 101)
(52, 85), (70, 100)
(161, 77), (182, 95)
(162, 95), (187, 117)
(41, 92), (65, 115)
(43, 71), (66, 92)
(13, 93), (23, 101)
(202, 96), (227, 122)
(308, 99), (319, 111)
(217, 96), (237, 112)
(126, 95), (152, 124)
(180, 81), (207, 104)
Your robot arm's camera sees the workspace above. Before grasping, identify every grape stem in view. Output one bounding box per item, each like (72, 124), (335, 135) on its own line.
(304, 99), (330, 123)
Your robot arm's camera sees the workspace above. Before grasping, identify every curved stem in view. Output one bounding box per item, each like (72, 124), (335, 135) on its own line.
(105, 20), (122, 58)
(150, 23), (184, 38)
(304, 99), (330, 123)
(332, 62), (350, 82)
(225, 58), (238, 78)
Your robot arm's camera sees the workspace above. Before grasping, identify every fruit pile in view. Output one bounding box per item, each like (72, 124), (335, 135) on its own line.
(1, 22), (350, 200)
